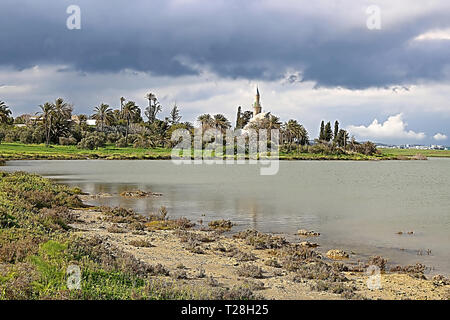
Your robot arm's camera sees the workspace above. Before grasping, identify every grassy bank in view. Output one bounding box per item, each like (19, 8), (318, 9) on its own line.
(0, 171), (257, 300)
(0, 143), (173, 160)
(380, 148), (450, 158)
(0, 142), (397, 161)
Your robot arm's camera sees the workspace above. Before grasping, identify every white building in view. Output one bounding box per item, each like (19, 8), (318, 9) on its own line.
(86, 119), (97, 126)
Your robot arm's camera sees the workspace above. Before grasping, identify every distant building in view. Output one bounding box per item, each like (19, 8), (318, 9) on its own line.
(234, 87), (272, 132)
(14, 114), (42, 125)
(86, 119), (97, 126)
(242, 87), (271, 131)
(253, 86), (262, 116)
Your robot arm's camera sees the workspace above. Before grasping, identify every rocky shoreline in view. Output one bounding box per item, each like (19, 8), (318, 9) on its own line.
(68, 203), (449, 300)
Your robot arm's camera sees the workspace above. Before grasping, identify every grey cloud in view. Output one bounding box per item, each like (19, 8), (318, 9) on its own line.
(1, 0), (450, 89)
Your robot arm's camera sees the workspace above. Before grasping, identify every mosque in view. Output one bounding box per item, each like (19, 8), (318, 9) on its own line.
(236, 87), (271, 131)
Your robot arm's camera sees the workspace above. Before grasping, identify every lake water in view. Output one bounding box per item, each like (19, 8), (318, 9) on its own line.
(3, 159), (450, 275)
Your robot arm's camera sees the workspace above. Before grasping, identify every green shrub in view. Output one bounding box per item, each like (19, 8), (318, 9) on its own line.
(353, 141), (379, 156)
(31, 126), (46, 144)
(19, 129), (34, 144)
(107, 132), (123, 144)
(77, 132), (106, 150)
(59, 136), (78, 146)
(133, 138), (152, 148)
(115, 137), (128, 148)
(308, 143), (345, 155)
(4, 130), (19, 142)
(0, 207), (16, 228)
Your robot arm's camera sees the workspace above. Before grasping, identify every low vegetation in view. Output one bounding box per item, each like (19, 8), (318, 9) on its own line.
(380, 148), (450, 158)
(236, 264), (264, 279)
(208, 219), (233, 231)
(234, 229), (288, 249)
(0, 171), (257, 300)
(389, 263), (427, 279)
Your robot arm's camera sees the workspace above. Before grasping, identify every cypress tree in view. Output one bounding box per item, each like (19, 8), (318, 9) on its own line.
(319, 121), (325, 140)
(334, 120), (339, 141)
(324, 122), (333, 142)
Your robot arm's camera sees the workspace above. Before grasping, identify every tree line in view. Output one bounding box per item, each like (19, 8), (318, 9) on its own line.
(0, 97), (378, 156)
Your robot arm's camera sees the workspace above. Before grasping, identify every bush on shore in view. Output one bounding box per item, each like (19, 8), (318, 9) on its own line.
(59, 136), (78, 146)
(115, 137), (128, 148)
(77, 132), (106, 150)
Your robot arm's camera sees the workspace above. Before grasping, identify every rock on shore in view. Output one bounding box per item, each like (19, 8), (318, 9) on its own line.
(298, 229), (320, 237)
(326, 249), (349, 260)
(120, 190), (162, 198)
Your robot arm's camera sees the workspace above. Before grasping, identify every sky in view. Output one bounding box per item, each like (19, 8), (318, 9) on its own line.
(0, 0), (449, 144)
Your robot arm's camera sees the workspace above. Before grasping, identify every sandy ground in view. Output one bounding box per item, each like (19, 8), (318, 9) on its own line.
(69, 208), (450, 300)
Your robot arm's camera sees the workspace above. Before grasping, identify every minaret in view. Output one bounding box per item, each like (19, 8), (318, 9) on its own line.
(253, 86), (262, 116)
(236, 106), (242, 129)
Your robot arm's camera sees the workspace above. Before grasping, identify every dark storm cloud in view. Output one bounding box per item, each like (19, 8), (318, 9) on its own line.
(1, 0), (450, 89)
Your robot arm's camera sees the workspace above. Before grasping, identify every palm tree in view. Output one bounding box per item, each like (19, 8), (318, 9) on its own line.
(122, 101), (139, 143)
(297, 124), (309, 147)
(286, 120), (300, 144)
(0, 101), (12, 124)
(77, 114), (88, 131)
(212, 114), (231, 132)
(145, 92), (156, 104)
(120, 97), (125, 113)
(92, 103), (114, 132)
(197, 114), (213, 130)
(266, 115), (281, 130)
(144, 92), (162, 123)
(253, 115), (281, 142)
(53, 98), (72, 118)
(285, 119), (309, 151)
(52, 98), (73, 141)
(36, 102), (55, 146)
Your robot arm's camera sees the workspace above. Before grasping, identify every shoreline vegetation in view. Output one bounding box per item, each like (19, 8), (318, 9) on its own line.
(1, 142), (449, 162)
(1, 171), (449, 300)
(1, 96), (436, 164)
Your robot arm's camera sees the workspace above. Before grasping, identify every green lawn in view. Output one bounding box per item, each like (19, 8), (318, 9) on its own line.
(0, 142), (386, 161)
(380, 148), (450, 158)
(0, 143), (173, 160)
(3, 142), (447, 161)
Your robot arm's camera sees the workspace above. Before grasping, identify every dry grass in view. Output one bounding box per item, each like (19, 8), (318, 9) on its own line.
(237, 264), (264, 279)
(389, 263), (427, 279)
(234, 230), (288, 249)
(129, 239), (153, 248)
(368, 256), (388, 271)
(107, 225), (126, 233)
